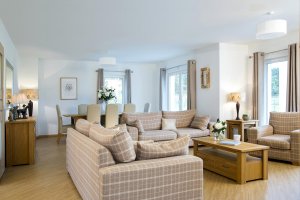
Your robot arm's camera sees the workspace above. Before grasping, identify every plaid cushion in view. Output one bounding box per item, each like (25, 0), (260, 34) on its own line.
(126, 126), (139, 141)
(136, 136), (189, 160)
(75, 119), (102, 136)
(127, 120), (145, 133)
(190, 116), (210, 130)
(258, 134), (291, 150)
(138, 130), (177, 141)
(162, 110), (196, 128)
(291, 130), (300, 164)
(89, 125), (136, 163)
(132, 140), (154, 153)
(269, 112), (300, 135)
(177, 128), (210, 138)
(121, 112), (162, 131)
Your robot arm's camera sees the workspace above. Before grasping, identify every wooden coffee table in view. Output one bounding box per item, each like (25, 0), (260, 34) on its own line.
(193, 137), (269, 184)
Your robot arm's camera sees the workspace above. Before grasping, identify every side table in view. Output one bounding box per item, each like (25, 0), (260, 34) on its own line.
(226, 120), (259, 141)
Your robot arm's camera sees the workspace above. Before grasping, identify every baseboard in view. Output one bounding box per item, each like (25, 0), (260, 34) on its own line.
(36, 134), (59, 139)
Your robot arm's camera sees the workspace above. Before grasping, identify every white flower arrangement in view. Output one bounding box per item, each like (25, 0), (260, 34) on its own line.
(210, 119), (227, 140)
(97, 86), (116, 102)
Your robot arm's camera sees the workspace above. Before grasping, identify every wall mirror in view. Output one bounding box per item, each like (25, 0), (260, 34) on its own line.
(6, 61), (13, 105)
(201, 67), (210, 88)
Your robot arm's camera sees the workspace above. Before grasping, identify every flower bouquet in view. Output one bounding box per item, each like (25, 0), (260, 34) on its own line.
(211, 119), (227, 140)
(97, 87), (116, 103)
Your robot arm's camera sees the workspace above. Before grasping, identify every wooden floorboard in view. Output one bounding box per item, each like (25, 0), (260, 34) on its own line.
(0, 137), (299, 200)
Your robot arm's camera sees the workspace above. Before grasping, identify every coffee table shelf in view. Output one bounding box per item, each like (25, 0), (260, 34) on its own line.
(193, 137), (269, 184)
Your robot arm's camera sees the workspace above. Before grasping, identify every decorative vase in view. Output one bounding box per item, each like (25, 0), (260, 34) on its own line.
(242, 114), (249, 121)
(101, 101), (107, 113)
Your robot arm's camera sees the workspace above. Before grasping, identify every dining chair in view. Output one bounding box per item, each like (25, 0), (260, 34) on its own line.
(144, 103), (151, 113)
(124, 103), (136, 113)
(105, 104), (119, 128)
(78, 104), (88, 115)
(87, 104), (101, 124)
(56, 105), (73, 144)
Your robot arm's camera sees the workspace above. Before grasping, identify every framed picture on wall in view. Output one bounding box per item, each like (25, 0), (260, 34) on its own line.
(60, 77), (77, 100)
(201, 67), (210, 88)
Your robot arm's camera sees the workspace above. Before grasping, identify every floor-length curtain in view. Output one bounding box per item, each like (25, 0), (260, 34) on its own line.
(96, 68), (104, 103)
(287, 43), (298, 112)
(187, 60), (196, 110)
(159, 68), (167, 111)
(124, 69), (132, 104)
(252, 52), (264, 121)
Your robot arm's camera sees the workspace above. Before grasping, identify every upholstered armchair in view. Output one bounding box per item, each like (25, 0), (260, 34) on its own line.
(248, 112), (300, 165)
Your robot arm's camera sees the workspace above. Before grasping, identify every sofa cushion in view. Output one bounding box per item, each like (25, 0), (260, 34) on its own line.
(121, 112), (162, 131)
(139, 130), (177, 141)
(127, 120), (145, 133)
(89, 125), (136, 162)
(162, 110), (195, 128)
(75, 119), (102, 136)
(136, 136), (189, 160)
(133, 140), (154, 153)
(190, 116), (210, 130)
(177, 128), (210, 138)
(269, 112), (300, 135)
(258, 134), (291, 150)
(162, 118), (177, 131)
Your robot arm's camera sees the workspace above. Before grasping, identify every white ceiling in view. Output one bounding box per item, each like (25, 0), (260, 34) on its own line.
(0, 0), (299, 63)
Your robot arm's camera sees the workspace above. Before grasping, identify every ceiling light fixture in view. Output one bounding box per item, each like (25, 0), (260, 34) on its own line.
(256, 12), (287, 40)
(98, 57), (117, 65)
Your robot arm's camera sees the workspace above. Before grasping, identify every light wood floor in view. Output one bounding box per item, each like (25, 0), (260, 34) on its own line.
(0, 137), (299, 200)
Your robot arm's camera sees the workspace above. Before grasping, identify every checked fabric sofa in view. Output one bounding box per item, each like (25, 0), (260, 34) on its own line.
(248, 112), (300, 165)
(66, 125), (203, 200)
(121, 110), (210, 146)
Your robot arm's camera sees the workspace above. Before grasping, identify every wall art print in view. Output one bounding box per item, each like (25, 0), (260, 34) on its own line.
(60, 77), (77, 100)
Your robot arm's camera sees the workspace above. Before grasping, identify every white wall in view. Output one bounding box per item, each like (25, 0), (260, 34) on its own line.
(38, 59), (159, 135)
(219, 43), (248, 120)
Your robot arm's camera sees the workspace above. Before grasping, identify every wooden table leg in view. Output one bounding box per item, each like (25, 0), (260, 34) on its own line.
(262, 150), (268, 180)
(193, 141), (198, 155)
(237, 152), (246, 184)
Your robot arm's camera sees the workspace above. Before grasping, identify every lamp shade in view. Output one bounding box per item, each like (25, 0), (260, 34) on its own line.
(228, 92), (241, 102)
(20, 89), (39, 100)
(256, 19), (287, 40)
(12, 93), (28, 104)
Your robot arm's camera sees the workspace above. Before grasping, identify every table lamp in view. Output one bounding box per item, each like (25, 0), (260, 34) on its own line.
(20, 89), (39, 117)
(229, 92), (241, 120)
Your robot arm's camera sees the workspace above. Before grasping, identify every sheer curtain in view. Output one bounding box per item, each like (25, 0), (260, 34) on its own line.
(124, 69), (132, 104)
(159, 68), (167, 111)
(96, 68), (104, 103)
(287, 43), (298, 112)
(187, 60), (196, 110)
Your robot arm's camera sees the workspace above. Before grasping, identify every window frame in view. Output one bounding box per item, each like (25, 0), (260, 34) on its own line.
(103, 71), (125, 104)
(166, 65), (187, 111)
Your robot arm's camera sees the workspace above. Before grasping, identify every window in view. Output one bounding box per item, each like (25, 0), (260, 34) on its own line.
(265, 54), (288, 117)
(167, 68), (187, 111)
(104, 73), (124, 104)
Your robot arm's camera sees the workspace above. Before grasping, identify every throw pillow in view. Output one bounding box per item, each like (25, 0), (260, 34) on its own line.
(89, 125), (136, 163)
(132, 140), (154, 153)
(127, 120), (145, 133)
(136, 136), (189, 160)
(190, 116), (210, 130)
(162, 118), (177, 131)
(75, 119), (103, 136)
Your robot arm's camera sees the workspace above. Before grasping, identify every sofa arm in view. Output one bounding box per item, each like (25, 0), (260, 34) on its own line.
(126, 125), (139, 140)
(248, 125), (274, 144)
(99, 155), (203, 200)
(66, 128), (116, 200)
(291, 130), (300, 165)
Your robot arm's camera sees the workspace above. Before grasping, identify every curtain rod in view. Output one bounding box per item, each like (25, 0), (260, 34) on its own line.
(248, 48), (288, 59)
(166, 64), (186, 70)
(96, 69), (133, 73)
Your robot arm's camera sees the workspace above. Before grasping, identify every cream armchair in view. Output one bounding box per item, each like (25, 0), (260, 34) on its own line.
(248, 112), (300, 165)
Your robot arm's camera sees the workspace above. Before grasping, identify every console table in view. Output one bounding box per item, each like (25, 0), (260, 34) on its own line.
(5, 117), (36, 166)
(226, 120), (259, 142)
